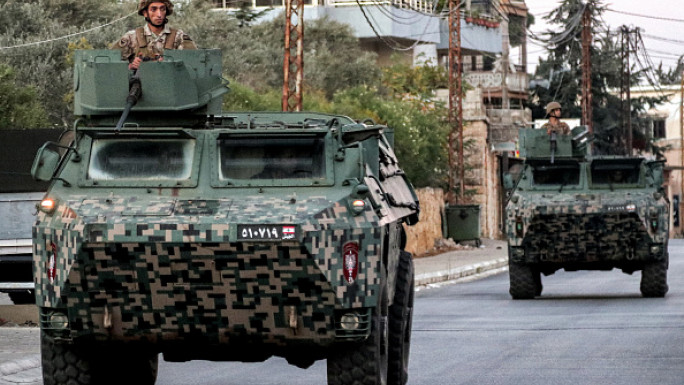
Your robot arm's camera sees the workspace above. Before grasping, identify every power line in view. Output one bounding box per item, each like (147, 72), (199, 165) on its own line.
(0, 11), (137, 51)
(354, 0), (465, 52)
(642, 33), (684, 47)
(605, 7), (684, 23)
(354, 0), (430, 51)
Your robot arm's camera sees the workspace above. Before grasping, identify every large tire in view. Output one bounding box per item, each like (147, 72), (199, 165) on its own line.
(388, 251), (414, 385)
(328, 280), (389, 385)
(41, 331), (158, 385)
(640, 260), (668, 298)
(41, 331), (94, 385)
(509, 261), (537, 300)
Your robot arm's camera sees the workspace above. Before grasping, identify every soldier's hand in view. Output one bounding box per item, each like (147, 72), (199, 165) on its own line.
(129, 56), (143, 71)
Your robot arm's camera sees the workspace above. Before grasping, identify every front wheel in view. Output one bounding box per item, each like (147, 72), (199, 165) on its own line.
(41, 331), (158, 385)
(42, 331), (94, 385)
(509, 261), (537, 300)
(640, 260), (668, 298)
(327, 281), (389, 385)
(388, 251), (414, 385)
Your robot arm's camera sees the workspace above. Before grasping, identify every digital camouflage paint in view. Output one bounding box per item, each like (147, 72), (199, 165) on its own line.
(32, 50), (419, 385)
(505, 127), (669, 299)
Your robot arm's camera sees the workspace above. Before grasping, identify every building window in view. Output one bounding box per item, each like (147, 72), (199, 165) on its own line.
(212, 0), (228, 7)
(463, 55), (472, 72)
(653, 119), (666, 139)
(255, 0), (283, 6)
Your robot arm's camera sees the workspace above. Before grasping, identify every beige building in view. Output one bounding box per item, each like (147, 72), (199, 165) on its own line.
(629, 85), (683, 238)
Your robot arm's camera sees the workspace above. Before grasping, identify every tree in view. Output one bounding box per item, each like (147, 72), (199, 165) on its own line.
(0, 0), (128, 127)
(656, 55), (684, 86)
(529, 0), (665, 156)
(0, 64), (49, 129)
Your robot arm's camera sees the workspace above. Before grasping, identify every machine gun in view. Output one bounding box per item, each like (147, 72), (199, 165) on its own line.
(115, 70), (143, 131)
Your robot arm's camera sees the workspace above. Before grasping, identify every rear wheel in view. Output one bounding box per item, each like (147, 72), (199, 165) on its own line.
(328, 279), (389, 385)
(388, 251), (414, 385)
(41, 331), (158, 385)
(509, 261), (537, 300)
(640, 260), (668, 298)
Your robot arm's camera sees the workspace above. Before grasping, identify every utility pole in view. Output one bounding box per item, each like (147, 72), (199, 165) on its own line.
(282, 0), (304, 112)
(580, 2), (592, 135)
(447, 0), (464, 205)
(620, 26), (634, 156)
(501, 16), (510, 110)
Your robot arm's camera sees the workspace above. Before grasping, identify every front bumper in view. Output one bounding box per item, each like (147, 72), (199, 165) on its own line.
(38, 241), (376, 347)
(509, 212), (667, 265)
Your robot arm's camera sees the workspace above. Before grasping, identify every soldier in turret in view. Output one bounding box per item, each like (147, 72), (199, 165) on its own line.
(542, 101), (571, 135)
(113, 0), (196, 71)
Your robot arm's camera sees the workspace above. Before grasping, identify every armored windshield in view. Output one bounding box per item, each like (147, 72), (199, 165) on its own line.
(88, 139), (195, 180)
(590, 159), (642, 187)
(219, 137), (326, 180)
(530, 161), (580, 187)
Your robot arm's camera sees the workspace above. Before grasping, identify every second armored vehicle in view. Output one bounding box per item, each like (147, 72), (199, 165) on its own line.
(505, 128), (669, 299)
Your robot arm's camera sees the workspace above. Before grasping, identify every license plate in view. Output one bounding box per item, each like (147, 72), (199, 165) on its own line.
(237, 224), (298, 241)
(604, 204), (636, 213)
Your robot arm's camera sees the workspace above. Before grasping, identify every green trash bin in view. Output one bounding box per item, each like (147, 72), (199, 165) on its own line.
(445, 204), (481, 247)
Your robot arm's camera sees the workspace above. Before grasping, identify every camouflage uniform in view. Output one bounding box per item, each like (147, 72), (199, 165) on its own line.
(542, 121), (571, 135)
(114, 23), (196, 62)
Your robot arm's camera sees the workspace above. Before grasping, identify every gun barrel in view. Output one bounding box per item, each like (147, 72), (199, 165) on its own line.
(115, 73), (142, 131)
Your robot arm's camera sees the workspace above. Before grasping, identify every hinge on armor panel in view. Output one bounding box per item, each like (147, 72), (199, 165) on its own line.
(104, 305), (112, 329)
(288, 305), (298, 334)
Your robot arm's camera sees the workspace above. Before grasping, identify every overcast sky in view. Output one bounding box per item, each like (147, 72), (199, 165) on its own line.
(522, 0), (684, 75)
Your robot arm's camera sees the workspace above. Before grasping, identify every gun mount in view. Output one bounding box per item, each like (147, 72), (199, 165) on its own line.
(518, 126), (591, 160)
(73, 49), (228, 128)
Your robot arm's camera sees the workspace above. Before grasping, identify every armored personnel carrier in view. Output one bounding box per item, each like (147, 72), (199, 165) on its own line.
(31, 49), (419, 385)
(505, 127), (669, 299)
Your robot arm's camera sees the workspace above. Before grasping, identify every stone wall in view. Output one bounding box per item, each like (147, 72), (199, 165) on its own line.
(462, 120), (504, 240)
(404, 187), (444, 256)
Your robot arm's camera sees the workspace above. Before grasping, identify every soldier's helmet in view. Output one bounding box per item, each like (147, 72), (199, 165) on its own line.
(545, 101), (562, 116)
(138, 0), (174, 16)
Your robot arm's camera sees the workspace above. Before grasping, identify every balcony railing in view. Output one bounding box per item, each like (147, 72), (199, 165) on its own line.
(211, 0), (315, 8)
(327, 0), (435, 13)
(464, 71), (528, 93)
(211, 0), (433, 10)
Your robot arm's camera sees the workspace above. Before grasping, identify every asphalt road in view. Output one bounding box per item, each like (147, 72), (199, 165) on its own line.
(3, 241), (683, 385)
(156, 240), (684, 385)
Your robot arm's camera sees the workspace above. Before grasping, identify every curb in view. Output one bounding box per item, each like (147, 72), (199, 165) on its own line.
(415, 257), (508, 286)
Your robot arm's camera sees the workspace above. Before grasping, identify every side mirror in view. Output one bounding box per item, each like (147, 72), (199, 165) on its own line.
(31, 143), (61, 182)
